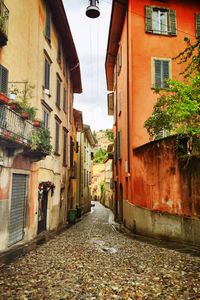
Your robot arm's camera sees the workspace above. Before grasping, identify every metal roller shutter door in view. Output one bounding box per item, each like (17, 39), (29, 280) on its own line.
(8, 174), (27, 246)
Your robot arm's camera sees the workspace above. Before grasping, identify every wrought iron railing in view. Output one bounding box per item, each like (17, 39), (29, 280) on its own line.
(0, 104), (35, 144)
(0, 0), (9, 40)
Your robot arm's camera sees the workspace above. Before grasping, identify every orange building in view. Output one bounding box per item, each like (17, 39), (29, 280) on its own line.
(106, 0), (200, 244)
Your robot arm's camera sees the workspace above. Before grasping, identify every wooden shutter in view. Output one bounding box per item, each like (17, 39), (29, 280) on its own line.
(56, 78), (61, 107)
(117, 131), (121, 160)
(118, 92), (121, 115)
(63, 130), (67, 166)
(145, 6), (153, 32)
(169, 10), (176, 35)
(44, 59), (50, 90)
(0, 64), (8, 94)
(196, 13), (200, 38)
(63, 88), (67, 112)
(107, 92), (114, 115)
(117, 45), (122, 74)
(154, 60), (162, 88)
(55, 121), (60, 153)
(45, 5), (51, 41)
(162, 61), (170, 87)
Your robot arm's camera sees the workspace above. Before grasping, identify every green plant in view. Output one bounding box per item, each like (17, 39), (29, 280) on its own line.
(105, 128), (114, 142)
(93, 148), (108, 164)
(28, 126), (52, 155)
(9, 83), (37, 120)
(0, 15), (6, 33)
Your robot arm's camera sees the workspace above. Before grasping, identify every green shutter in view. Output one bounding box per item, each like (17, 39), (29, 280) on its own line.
(154, 60), (161, 88)
(145, 6), (153, 32)
(169, 10), (176, 35)
(196, 13), (200, 38)
(162, 61), (170, 88)
(117, 131), (121, 160)
(0, 64), (8, 94)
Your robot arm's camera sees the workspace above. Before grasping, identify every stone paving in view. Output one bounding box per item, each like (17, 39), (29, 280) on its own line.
(0, 202), (200, 300)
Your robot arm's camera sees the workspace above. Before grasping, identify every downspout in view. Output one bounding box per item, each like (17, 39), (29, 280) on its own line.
(127, 6), (130, 173)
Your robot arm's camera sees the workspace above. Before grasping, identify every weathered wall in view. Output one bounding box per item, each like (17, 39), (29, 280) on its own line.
(123, 136), (200, 245)
(132, 136), (200, 217)
(123, 200), (200, 246)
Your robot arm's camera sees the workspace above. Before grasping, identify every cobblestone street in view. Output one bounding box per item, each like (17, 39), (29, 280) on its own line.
(0, 202), (200, 300)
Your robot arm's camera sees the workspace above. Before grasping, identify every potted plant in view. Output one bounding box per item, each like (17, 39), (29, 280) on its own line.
(8, 101), (22, 113)
(0, 92), (9, 105)
(33, 119), (41, 127)
(28, 126), (52, 155)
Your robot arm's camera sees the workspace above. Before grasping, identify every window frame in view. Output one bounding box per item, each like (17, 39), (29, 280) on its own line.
(152, 57), (171, 89)
(63, 128), (68, 166)
(44, 57), (51, 92)
(56, 75), (61, 109)
(63, 87), (67, 113)
(54, 116), (61, 155)
(145, 6), (177, 36)
(45, 4), (51, 42)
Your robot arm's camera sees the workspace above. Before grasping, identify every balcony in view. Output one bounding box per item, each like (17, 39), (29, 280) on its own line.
(0, 104), (51, 160)
(0, 1), (9, 47)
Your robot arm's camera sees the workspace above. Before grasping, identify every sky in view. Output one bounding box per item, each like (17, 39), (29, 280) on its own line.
(63, 0), (113, 132)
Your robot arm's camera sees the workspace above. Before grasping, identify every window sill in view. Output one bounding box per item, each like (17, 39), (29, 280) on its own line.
(146, 31), (176, 37)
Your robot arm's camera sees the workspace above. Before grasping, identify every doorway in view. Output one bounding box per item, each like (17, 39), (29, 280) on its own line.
(38, 191), (48, 234)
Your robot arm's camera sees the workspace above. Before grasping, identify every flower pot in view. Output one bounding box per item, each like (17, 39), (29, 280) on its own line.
(0, 93), (9, 105)
(21, 111), (29, 120)
(33, 119), (40, 127)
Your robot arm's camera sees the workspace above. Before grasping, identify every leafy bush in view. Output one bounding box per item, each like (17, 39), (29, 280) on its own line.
(93, 148), (108, 164)
(29, 126), (52, 155)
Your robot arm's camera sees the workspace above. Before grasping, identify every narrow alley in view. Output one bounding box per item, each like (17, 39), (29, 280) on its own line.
(0, 202), (200, 300)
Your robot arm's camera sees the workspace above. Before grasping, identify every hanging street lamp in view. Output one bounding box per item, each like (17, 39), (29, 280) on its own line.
(85, 0), (100, 18)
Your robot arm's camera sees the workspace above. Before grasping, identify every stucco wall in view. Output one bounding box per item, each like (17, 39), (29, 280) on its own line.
(132, 136), (200, 217)
(123, 200), (200, 246)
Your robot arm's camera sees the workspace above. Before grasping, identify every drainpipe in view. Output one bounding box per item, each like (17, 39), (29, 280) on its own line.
(127, 7), (130, 174)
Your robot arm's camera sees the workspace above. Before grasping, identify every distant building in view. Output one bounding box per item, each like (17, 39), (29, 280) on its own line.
(77, 125), (96, 213)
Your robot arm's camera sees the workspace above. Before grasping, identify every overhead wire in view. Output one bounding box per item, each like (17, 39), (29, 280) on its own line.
(100, 0), (197, 39)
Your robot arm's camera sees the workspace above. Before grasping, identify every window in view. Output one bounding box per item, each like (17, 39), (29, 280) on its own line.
(55, 121), (60, 154)
(153, 59), (170, 88)
(63, 88), (67, 112)
(43, 110), (49, 129)
(63, 129), (68, 166)
(196, 13), (200, 38)
(117, 45), (122, 75)
(107, 92), (114, 116)
(57, 39), (62, 65)
(70, 136), (74, 168)
(44, 58), (50, 91)
(45, 5), (51, 41)
(118, 91), (121, 116)
(117, 131), (121, 160)
(56, 77), (61, 108)
(0, 64), (8, 94)
(145, 6), (176, 35)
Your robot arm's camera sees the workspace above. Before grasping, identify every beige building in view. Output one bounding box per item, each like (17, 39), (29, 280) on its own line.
(0, 0), (82, 251)
(77, 125), (96, 213)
